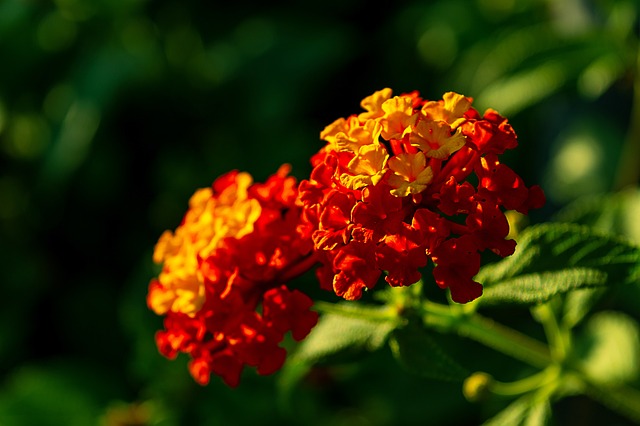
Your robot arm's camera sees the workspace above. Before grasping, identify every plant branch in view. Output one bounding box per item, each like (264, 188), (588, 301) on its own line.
(422, 302), (553, 369)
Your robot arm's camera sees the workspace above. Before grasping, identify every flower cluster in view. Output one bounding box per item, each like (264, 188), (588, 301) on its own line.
(298, 89), (545, 303)
(148, 88), (545, 386)
(148, 165), (318, 386)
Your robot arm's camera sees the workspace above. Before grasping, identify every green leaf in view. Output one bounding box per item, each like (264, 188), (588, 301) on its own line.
(576, 311), (640, 385)
(523, 399), (552, 426)
(389, 322), (469, 382)
(482, 269), (606, 305)
(477, 223), (640, 306)
(482, 393), (552, 426)
(560, 287), (606, 329)
(290, 306), (396, 364)
(554, 188), (640, 245)
(277, 304), (396, 408)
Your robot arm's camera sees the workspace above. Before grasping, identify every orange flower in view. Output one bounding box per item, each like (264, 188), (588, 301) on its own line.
(149, 166), (318, 387)
(299, 89), (545, 303)
(149, 173), (260, 316)
(149, 88), (546, 387)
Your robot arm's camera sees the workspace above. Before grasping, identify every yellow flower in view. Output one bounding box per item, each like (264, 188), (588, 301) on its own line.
(410, 120), (466, 160)
(388, 152), (434, 197)
(149, 173), (261, 316)
(320, 116), (350, 149)
(340, 143), (389, 190)
(421, 91), (471, 129)
(320, 116), (382, 153)
(379, 96), (417, 140)
(358, 88), (393, 121)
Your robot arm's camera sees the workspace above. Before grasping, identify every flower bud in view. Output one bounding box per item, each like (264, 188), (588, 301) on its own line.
(463, 372), (494, 402)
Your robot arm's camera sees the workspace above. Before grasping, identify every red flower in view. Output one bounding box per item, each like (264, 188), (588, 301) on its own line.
(431, 236), (483, 303)
(148, 88), (546, 387)
(298, 89), (545, 303)
(331, 241), (381, 300)
(149, 166), (319, 387)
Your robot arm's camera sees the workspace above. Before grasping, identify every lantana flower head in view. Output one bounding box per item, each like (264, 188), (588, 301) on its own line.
(298, 89), (545, 303)
(148, 88), (545, 387)
(148, 165), (318, 386)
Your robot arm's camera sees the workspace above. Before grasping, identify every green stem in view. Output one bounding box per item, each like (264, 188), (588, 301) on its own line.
(533, 303), (568, 362)
(459, 314), (553, 369)
(580, 379), (640, 423)
(422, 302), (552, 369)
(489, 365), (560, 397)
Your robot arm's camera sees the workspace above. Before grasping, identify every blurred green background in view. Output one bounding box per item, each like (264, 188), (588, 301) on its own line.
(0, 0), (637, 424)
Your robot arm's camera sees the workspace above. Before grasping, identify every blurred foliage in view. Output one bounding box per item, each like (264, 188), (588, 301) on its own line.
(0, 0), (637, 424)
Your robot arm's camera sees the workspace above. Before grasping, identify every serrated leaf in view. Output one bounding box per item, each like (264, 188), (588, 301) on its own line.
(576, 311), (640, 385)
(483, 269), (606, 305)
(389, 323), (469, 382)
(477, 223), (640, 306)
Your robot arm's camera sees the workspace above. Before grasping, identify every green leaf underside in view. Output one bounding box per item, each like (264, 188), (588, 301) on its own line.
(289, 307), (396, 364)
(483, 268), (606, 304)
(389, 323), (469, 382)
(477, 223), (640, 306)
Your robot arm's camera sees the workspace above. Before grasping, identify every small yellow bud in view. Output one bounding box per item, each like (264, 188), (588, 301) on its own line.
(463, 372), (494, 402)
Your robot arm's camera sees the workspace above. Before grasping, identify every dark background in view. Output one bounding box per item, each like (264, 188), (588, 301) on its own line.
(0, 0), (637, 424)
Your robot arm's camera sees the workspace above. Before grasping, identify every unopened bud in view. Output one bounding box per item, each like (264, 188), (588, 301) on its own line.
(463, 372), (493, 402)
